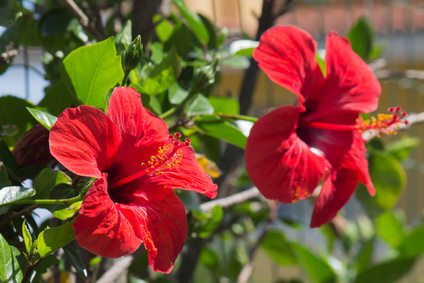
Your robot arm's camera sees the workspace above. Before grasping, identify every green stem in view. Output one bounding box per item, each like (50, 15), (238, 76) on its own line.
(159, 107), (177, 119)
(121, 71), (130, 86)
(0, 195), (83, 208)
(214, 113), (258, 122)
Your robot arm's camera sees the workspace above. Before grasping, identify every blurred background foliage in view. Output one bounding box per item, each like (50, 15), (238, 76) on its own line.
(0, 0), (424, 282)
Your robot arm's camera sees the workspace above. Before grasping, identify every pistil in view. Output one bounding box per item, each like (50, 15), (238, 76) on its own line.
(109, 133), (190, 189)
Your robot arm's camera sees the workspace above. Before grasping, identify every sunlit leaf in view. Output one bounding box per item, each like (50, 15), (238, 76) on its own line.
(261, 229), (297, 265)
(376, 210), (404, 248)
(52, 201), (82, 220)
(0, 186), (35, 206)
(208, 96), (239, 115)
(386, 136), (420, 162)
(348, 16), (374, 60)
(0, 233), (22, 283)
(172, 0), (209, 44)
(26, 108), (57, 131)
(61, 37), (124, 108)
(354, 258), (415, 283)
(22, 221), (32, 255)
(186, 94), (214, 117)
(33, 168), (71, 199)
(38, 221), (75, 257)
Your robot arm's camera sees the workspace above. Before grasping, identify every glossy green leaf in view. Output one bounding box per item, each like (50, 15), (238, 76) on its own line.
(208, 97), (239, 115)
(172, 0), (209, 44)
(61, 37), (124, 108)
(0, 96), (36, 145)
(261, 230), (297, 265)
(38, 221), (75, 257)
(347, 16), (374, 60)
(291, 242), (336, 283)
(354, 258), (415, 283)
(376, 211), (404, 248)
(186, 94), (214, 117)
(38, 79), (80, 116)
(369, 150), (406, 210)
(315, 53), (326, 77)
(26, 108), (57, 131)
(48, 183), (78, 213)
(0, 186), (35, 206)
(33, 168), (71, 199)
(386, 136), (420, 161)
(63, 245), (87, 279)
(164, 22), (200, 57)
(22, 221), (32, 254)
(195, 115), (247, 149)
(192, 206), (223, 238)
(139, 48), (181, 96)
(52, 201), (82, 220)
(0, 233), (22, 283)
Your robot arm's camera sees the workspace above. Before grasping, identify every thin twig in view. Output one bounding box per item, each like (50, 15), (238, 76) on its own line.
(58, 0), (105, 41)
(95, 256), (134, 283)
(200, 187), (261, 212)
(0, 204), (40, 228)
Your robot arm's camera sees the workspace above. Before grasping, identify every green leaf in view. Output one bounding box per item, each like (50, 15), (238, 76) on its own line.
(164, 22), (200, 57)
(398, 225), (424, 258)
(229, 40), (259, 56)
(261, 230), (297, 265)
(0, 186), (35, 206)
(369, 150), (406, 210)
(0, 139), (20, 184)
(33, 168), (71, 199)
(139, 47), (181, 96)
(354, 238), (374, 273)
(17, 15), (41, 46)
(155, 17), (174, 43)
(52, 201), (82, 220)
(0, 0), (21, 27)
(48, 183), (78, 213)
(376, 211), (404, 248)
(386, 136), (420, 161)
(61, 37), (124, 108)
(198, 14), (217, 50)
(63, 245), (87, 279)
(26, 108), (57, 131)
(186, 94), (214, 117)
(221, 56), (250, 69)
(0, 233), (22, 283)
(347, 16), (374, 60)
(115, 20), (132, 55)
(315, 53), (326, 77)
(0, 96), (36, 145)
(172, 0), (209, 44)
(38, 221), (75, 257)
(0, 163), (11, 189)
(38, 79), (80, 116)
(291, 242), (336, 283)
(354, 258), (415, 283)
(192, 206), (223, 238)
(208, 97), (239, 115)
(195, 115), (247, 149)
(168, 82), (189, 104)
(22, 221), (32, 255)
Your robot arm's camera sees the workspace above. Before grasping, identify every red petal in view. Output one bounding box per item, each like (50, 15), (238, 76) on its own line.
(106, 87), (170, 187)
(119, 193), (188, 273)
(253, 26), (324, 105)
(143, 146), (218, 199)
(304, 32), (380, 120)
(310, 169), (358, 227)
(73, 174), (143, 257)
(245, 106), (328, 203)
(50, 106), (122, 178)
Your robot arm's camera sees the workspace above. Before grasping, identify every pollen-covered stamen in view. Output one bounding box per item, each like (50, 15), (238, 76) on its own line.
(109, 134), (191, 189)
(355, 106), (408, 137)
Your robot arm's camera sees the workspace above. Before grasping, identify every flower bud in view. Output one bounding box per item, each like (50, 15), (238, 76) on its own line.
(12, 124), (54, 167)
(122, 35), (143, 73)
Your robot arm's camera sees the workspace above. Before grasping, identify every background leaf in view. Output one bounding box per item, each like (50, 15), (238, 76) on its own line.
(0, 233), (22, 283)
(38, 221), (75, 257)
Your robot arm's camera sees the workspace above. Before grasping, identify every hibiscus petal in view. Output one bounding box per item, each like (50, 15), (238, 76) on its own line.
(118, 192), (187, 273)
(131, 146), (217, 200)
(305, 32), (380, 119)
(106, 87), (170, 184)
(245, 106), (327, 203)
(310, 168), (358, 228)
(253, 25), (324, 105)
(72, 174), (143, 258)
(50, 106), (122, 178)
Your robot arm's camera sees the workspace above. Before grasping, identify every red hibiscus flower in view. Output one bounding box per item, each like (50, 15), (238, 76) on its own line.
(49, 87), (217, 273)
(245, 26), (381, 227)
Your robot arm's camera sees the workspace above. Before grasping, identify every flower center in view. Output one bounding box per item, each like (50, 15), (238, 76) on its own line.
(108, 133), (191, 189)
(300, 107), (408, 138)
